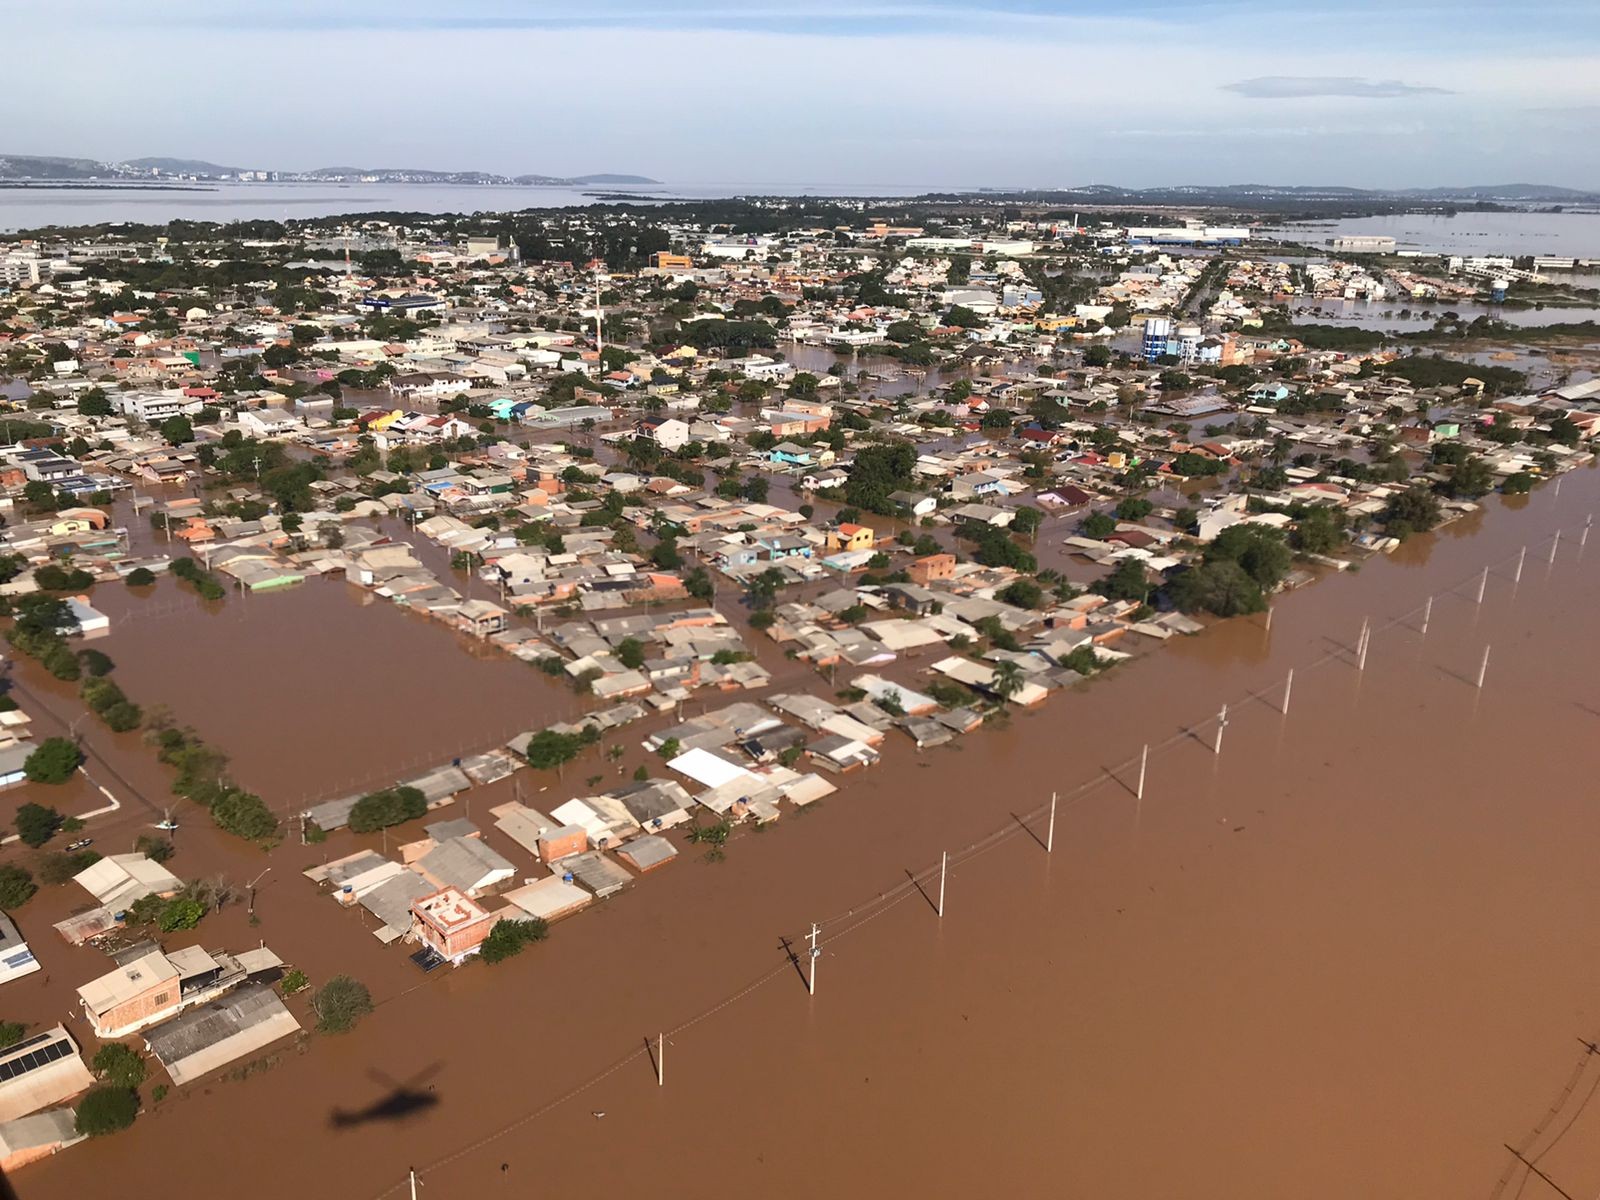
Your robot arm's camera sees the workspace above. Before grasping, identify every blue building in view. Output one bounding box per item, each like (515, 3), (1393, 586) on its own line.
(1142, 317), (1173, 363)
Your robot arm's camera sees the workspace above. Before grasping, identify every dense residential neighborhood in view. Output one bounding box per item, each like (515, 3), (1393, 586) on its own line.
(0, 194), (1595, 1176)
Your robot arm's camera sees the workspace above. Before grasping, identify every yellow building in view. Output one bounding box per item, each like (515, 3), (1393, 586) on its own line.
(827, 522), (876, 552)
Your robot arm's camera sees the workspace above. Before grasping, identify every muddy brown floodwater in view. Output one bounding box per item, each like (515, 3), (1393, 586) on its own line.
(14, 465), (1600, 1200)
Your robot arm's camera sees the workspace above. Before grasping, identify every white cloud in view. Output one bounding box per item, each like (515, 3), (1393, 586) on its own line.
(1223, 76), (1454, 99)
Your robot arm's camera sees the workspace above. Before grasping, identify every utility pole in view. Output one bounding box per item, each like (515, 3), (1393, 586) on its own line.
(1046, 791), (1056, 853)
(807, 922), (819, 996)
(656, 1033), (664, 1087)
(1475, 566), (1487, 604)
(1549, 531), (1560, 565)
(1282, 668), (1293, 716)
(1421, 595), (1432, 637)
(1477, 644), (1491, 690)
(409, 1169), (421, 1200)
(1515, 546), (1526, 583)
(1264, 605), (1273, 633)
(936, 852), (947, 918)
(1137, 744), (1148, 800)
(246, 867), (271, 916)
(1213, 704), (1228, 755)
(1357, 619), (1370, 671)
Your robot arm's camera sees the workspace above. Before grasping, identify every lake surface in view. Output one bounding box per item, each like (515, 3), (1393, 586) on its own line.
(1269, 211), (1600, 260)
(1291, 296), (1600, 331)
(0, 180), (946, 232)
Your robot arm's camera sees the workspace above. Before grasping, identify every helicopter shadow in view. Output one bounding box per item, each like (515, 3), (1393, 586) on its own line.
(329, 1063), (443, 1130)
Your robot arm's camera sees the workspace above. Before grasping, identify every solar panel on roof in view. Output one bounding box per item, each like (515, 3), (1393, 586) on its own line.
(0, 1037), (72, 1083)
(0, 1030), (60, 1059)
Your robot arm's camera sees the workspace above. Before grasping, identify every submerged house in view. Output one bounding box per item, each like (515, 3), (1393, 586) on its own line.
(144, 984), (301, 1087)
(0, 1028), (93, 1125)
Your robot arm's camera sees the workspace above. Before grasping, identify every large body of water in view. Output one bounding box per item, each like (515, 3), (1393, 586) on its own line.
(8, 185), (1600, 266)
(1271, 211), (1600, 260)
(0, 180), (941, 232)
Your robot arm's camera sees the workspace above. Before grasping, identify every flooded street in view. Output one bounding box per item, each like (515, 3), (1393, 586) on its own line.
(11, 464), (1600, 1200)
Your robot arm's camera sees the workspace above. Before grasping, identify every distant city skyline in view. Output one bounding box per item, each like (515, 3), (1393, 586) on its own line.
(10, 0), (1600, 189)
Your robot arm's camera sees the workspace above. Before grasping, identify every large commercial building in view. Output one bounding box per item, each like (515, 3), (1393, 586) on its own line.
(1126, 225), (1249, 246)
(1329, 236), (1397, 252)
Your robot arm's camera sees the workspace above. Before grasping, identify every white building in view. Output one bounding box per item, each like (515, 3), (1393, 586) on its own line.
(636, 416), (690, 451)
(117, 392), (202, 422)
(0, 915), (40, 987)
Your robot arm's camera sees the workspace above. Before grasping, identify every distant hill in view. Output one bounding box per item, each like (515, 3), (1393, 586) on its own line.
(1392, 183), (1599, 202)
(120, 156), (247, 176)
(961, 181), (1600, 208)
(0, 153), (659, 186)
(518, 173), (659, 186)
(0, 154), (113, 180)
(304, 167), (660, 186)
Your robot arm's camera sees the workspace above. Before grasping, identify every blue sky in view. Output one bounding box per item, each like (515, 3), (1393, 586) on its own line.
(7, 0), (1599, 188)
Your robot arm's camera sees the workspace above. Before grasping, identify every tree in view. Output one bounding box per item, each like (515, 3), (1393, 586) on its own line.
(1169, 559), (1265, 617)
(312, 976), (373, 1034)
(1082, 344), (1112, 368)
(1207, 525), (1292, 591)
(1444, 454), (1495, 499)
(649, 537), (681, 569)
(1292, 506), (1347, 555)
(78, 648), (114, 677)
(992, 660), (1025, 703)
(479, 917), (550, 964)
(0, 1022), (25, 1050)
(1082, 512), (1117, 539)
(24, 738), (80, 785)
(125, 567), (157, 587)
(522, 729), (593, 774)
(0, 866), (35, 910)
(134, 834), (174, 862)
(75, 1086), (138, 1137)
(347, 786), (427, 833)
(965, 525), (1036, 573)
(1115, 497), (1153, 522)
(38, 849), (98, 886)
(77, 391), (113, 417)
(212, 790), (279, 840)
(1383, 486), (1442, 539)
(1502, 471), (1534, 495)
(1011, 507), (1043, 537)
(844, 442), (917, 514)
(1096, 558), (1150, 603)
(14, 803), (62, 848)
(158, 415), (194, 445)
(615, 638), (646, 670)
(998, 579), (1044, 609)
(157, 897), (205, 932)
(92, 1043), (147, 1089)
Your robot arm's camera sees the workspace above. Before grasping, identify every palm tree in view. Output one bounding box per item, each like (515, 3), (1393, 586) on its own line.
(992, 660), (1025, 704)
